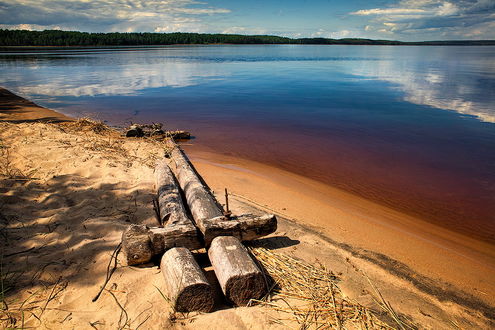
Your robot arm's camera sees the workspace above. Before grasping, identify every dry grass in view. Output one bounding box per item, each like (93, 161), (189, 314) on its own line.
(250, 247), (414, 330)
(64, 117), (109, 134)
(0, 144), (32, 180)
(0, 260), (68, 329)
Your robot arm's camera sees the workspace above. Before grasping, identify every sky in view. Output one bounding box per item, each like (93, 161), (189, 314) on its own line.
(0, 0), (494, 41)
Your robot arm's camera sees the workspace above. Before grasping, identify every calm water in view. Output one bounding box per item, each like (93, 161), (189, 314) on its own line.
(1, 45), (494, 243)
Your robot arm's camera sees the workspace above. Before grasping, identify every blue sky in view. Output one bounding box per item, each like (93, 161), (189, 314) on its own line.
(1, 0), (494, 40)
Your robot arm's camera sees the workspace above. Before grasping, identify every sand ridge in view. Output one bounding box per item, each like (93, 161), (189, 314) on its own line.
(1, 88), (494, 329)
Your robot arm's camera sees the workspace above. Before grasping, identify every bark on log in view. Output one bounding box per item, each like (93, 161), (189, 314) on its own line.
(201, 214), (277, 246)
(170, 142), (277, 245)
(121, 225), (204, 265)
(161, 247), (214, 313)
(122, 161), (203, 265)
(155, 159), (197, 228)
(121, 224), (154, 266)
(171, 146), (224, 224)
(125, 125), (144, 137)
(208, 236), (266, 306)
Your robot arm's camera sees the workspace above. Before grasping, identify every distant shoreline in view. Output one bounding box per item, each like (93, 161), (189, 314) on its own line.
(1, 29), (495, 47)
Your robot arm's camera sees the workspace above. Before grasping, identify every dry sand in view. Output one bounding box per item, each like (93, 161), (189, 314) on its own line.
(1, 87), (494, 329)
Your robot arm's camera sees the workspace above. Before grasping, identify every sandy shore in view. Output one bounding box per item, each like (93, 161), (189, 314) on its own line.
(1, 87), (494, 329)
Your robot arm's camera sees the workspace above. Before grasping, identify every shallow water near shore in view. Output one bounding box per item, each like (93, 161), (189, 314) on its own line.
(1, 45), (494, 244)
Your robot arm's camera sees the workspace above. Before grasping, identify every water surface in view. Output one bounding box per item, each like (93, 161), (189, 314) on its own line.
(1, 45), (494, 243)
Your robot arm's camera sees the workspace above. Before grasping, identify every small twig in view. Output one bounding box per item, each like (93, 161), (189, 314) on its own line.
(92, 242), (122, 302)
(4, 247), (36, 257)
(106, 289), (129, 330)
(223, 188), (232, 218)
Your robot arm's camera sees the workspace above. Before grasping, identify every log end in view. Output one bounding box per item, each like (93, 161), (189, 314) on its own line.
(175, 283), (215, 313)
(208, 236), (267, 306)
(121, 224), (153, 266)
(161, 247), (214, 313)
(225, 272), (266, 306)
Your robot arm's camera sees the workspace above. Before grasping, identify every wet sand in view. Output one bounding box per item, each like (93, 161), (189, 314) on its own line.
(1, 87), (494, 328)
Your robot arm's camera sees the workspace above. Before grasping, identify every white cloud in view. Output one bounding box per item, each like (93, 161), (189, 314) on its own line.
(352, 8), (427, 16)
(0, 0), (231, 32)
(352, 0), (495, 39)
(311, 29), (359, 39)
(222, 26), (267, 35)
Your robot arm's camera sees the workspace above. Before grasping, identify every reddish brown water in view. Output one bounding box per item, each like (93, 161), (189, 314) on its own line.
(178, 119), (495, 246)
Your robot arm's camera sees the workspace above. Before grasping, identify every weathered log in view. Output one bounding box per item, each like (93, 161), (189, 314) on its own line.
(170, 143), (277, 245)
(171, 146), (224, 224)
(201, 214), (277, 246)
(208, 236), (266, 306)
(125, 124), (144, 137)
(122, 224), (205, 266)
(154, 159), (202, 253)
(122, 161), (203, 265)
(155, 159), (197, 228)
(160, 247), (214, 313)
(167, 130), (191, 140)
(121, 224), (153, 266)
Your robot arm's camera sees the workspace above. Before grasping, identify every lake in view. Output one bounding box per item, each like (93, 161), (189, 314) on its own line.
(1, 45), (494, 243)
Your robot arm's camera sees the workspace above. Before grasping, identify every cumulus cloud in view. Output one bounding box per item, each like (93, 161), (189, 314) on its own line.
(0, 0), (230, 32)
(351, 0), (495, 39)
(311, 29), (360, 39)
(222, 26), (267, 35)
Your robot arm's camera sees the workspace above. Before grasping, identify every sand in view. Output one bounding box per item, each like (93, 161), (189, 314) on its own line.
(1, 87), (494, 329)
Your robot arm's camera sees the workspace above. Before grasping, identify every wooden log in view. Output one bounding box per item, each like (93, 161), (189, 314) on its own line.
(161, 247), (214, 313)
(208, 236), (266, 306)
(170, 143), (277, 245)
(121, 225), (204, 265)
(121, 224), (153, 266)
(154, 159), (203, 253)
(167, 130), (191, 140)
(125, 124), (144, 137)
(155, 159), (197, 228)
(201, 214), (277, 246)
(122, 161), (203, 265)
(171, 146), (224, 223)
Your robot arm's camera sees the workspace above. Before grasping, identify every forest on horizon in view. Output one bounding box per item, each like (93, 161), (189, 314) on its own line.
(1, 29), (494, 47)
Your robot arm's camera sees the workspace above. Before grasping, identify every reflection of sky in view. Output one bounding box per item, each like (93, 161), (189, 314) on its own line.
(346, 47), (495, 123)
(0, 45), (494, 123)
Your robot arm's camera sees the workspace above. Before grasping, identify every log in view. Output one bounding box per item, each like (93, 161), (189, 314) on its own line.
(125, 125), (144, 137)
(121, 224), (153, 266)
(171, 146), (224, 224)
(201, 214), (277, 246)
(170, 143), (277, 245)
(154, 159), (202, 253)
(160, 247), (214, 313)
(121, 161), (203, 265)
(121, 225), (204, 265)
(167, 130), (191, 140)
(155, 159), (197, 228)
(208, 236), (266, 306)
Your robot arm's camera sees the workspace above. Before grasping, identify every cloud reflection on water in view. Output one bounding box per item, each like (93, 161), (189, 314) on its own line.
(1, 47), (494, 123)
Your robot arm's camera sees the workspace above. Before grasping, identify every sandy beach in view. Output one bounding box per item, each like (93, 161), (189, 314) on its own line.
(1, 87), (494, 329)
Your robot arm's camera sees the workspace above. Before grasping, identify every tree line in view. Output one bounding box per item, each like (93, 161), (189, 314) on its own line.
(1, 29), (494, 46)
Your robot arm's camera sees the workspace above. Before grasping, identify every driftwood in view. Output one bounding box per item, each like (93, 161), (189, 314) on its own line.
(160, 247), (214, 312)
(121, 225), (203, 266)
(170, 144), (277, 245)
(125, 123), (190, 140)
(125, 124), (144, 137)
(121, 224), (154, 265)
(121, 161), (202, 265)
(208, 236), (266, 306)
